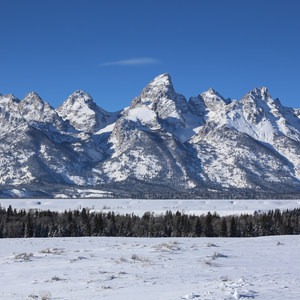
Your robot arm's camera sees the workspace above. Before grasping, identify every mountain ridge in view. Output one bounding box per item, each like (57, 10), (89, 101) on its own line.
(1, 73), (300, 198)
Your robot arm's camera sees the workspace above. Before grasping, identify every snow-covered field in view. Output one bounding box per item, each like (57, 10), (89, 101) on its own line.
(1, 198), (300, 216)
(1, 235), (299, 299)
(1, 199), (300, 299)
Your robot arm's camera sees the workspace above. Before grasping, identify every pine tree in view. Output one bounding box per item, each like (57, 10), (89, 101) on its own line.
(24, 213), (33, 238)
(220, 217), (228, 237)
(204, 212), (214, 237)
(229, 217), (237, 237)
(194, 218), (202, 237)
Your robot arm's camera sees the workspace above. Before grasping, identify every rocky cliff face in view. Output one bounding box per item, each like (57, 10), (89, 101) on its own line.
(56, 90), (119, 134)
(1, 74), (300, 197)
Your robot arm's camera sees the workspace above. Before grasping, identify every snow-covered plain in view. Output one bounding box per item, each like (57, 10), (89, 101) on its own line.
(1, 236), (300, 299)
(1, 198), (300, 216)
(1, 199), (300, 299)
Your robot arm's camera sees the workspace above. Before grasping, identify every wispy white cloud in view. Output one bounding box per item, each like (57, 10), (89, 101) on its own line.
(99, 57), (160, 67)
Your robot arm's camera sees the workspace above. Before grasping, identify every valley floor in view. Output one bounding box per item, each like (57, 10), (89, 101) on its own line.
(1, 235), (299, 300)
(1, 198), (300, 216)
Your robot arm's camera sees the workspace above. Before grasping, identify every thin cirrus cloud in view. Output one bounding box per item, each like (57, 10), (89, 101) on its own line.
(99, 57), (160, 67)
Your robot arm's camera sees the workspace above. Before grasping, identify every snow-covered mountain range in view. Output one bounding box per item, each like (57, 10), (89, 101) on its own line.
(1, 73), (300, 197)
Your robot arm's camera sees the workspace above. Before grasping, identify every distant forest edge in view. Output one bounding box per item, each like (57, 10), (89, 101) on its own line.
(1, 205), (300, 238)
(2, 184), (300, 199)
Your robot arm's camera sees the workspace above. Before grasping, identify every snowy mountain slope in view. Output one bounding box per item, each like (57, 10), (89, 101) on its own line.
(100, 74), (204, 188)
(190, 124), (298, 191)
(0, 123), (101, 186)
(0, 94), (26, 132)
(189, 86), (300, 184)
(0, 93), (104, 187)
(57, 90), (120, 133)
(130, 73), (188, 120)
(1, 74), (300, 196)
(238, 87), (300, 142)
(20, 92), (60, 125)
(128, 74), (202, 142)
(102, 117), (196, 189)
(98, 74), (300, 193)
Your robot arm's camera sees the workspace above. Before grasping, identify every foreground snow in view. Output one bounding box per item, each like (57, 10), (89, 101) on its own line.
(0, 235), (299, 299)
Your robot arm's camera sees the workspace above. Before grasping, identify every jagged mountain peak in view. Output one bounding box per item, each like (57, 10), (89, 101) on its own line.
(241, 87), (273, 113)
(72, 89), (89, 95)
(0, 93), (20, 104)
(200, 88), (230, 110)
(17, 92), (62, 127)
(240, 87), (285, 123)
(201, 87), (226, 101)
(128, 73), (189, 130)
(0, 95), (23, 130)
(24, 91), (43, 99)
(252, 86), (269, 94)
(207, 87), (218, 94)
(148, 73), (173, 87)
(71, 89), (92, 97)
(57, 90), (98, 116)
(21, 92), (46, 108)
(66, 90), (94, 106)
(138, 73), (176, 101)
(21, 91), (51, 107)
(244, 86), (272, 102)
(57, 90), (119, 133)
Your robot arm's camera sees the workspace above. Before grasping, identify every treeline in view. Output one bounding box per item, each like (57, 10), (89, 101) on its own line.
(0, 205), (300, 238)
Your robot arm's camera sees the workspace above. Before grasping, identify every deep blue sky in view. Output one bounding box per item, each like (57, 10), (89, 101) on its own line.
(1, 0), (300, 111)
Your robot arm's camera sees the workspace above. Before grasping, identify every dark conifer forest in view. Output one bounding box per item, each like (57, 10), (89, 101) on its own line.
(1, 205), (300, 238)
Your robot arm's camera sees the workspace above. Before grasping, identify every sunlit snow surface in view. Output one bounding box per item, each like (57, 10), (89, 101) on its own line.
(1, 198), (300, 216)
(1, 199), (300, 299)
(1, 236), (299, 299)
